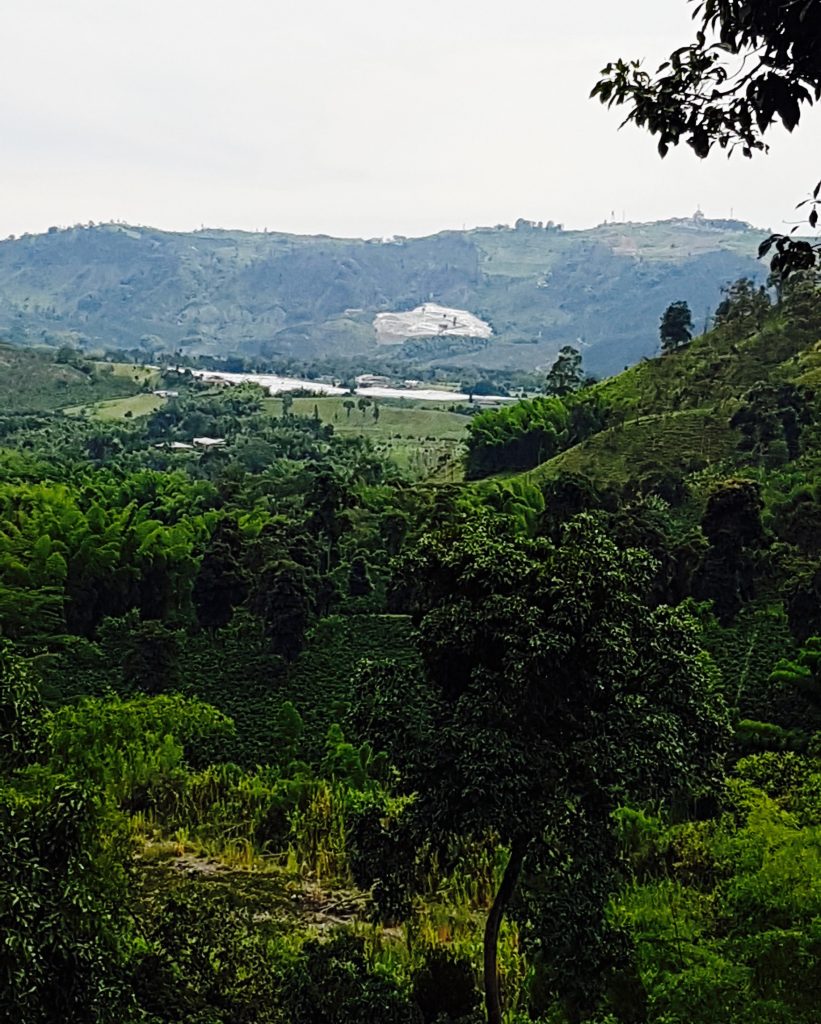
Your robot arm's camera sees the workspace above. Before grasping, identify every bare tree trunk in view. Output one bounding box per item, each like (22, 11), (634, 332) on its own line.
(484, 838), (527, 1024)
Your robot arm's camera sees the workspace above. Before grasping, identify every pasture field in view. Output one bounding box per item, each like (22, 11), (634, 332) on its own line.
(264, 395), (470, 439)
(97, 362), (162, 386)
(66, 392), (165, 420)
(265, 395), (471, 481)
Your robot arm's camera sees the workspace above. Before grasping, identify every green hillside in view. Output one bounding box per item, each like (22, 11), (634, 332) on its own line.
(0, 344), (142, 412)
(513, 292), (820, 490)
(2, 265), (819, 1024)
(66, 393), (165, 420)
(529, 407), (739, 488)
(457, 286), (819, 733)
(0, 216), (766, 377)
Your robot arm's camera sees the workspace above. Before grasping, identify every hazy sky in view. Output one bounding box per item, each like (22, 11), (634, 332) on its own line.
(2, 0), (819, 238)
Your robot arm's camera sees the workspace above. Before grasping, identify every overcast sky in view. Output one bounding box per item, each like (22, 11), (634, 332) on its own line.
(2, 0), (818, 239)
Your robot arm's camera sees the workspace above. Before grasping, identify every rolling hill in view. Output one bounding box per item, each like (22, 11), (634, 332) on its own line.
(511, 298), (820, 491)
(0, 214), (767, 377)
(0, 344), (145, 412)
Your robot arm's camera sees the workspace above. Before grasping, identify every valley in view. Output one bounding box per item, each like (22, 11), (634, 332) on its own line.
(1, 225), (818, 1024)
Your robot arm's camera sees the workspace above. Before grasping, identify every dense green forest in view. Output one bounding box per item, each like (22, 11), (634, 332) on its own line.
(1, 255), (819, 1024)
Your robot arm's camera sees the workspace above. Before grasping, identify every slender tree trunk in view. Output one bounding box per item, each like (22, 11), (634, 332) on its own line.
(484, 838), (527, 1024)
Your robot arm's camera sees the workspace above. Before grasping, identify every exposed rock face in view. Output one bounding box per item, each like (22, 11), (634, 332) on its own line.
(373, 303), (493, 345)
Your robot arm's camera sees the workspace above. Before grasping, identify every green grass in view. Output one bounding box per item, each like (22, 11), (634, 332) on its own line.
(266, 396), (470, 440)
(99, 361), (161, 384)
(266, 397), (470, 481)
(66, 393), (165, 420)
(376, 437), (465, 482)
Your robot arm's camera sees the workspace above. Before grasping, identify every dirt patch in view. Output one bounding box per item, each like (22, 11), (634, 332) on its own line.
(374, 303), (492, 345)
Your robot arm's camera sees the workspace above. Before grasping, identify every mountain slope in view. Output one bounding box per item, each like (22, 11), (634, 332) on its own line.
(0, 216), (766, 376)
(0, 344), (143, 412)
(518, 304), (819, 490)
(464, 298), (819, 740)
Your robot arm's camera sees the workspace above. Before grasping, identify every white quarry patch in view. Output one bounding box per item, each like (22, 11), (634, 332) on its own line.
(373, 303), (493, 345)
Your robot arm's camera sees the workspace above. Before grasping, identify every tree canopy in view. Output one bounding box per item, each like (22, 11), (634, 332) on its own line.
(660, 300), (694, 353)
(352, 512), (730, 1024)
(545, 345), (583, 396)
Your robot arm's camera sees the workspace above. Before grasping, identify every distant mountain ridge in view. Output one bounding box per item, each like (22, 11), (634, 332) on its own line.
(0, 215), (767, 376)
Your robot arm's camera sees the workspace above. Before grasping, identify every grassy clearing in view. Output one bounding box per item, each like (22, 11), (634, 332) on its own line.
(265, 396), (470, 440)
(99, 361), (162, 386)
(266, 396), (470, 481)
(134, 803), (527, 1010)
(376, 438), (465, 482)
(67, 393), (165, 420)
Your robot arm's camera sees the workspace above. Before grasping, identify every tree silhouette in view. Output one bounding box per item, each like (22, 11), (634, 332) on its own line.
(659, 300), (693, 353)
(545, 345), (583, 396)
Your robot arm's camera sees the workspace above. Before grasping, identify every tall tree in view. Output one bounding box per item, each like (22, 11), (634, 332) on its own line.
(248, 558), (313, 660)
(545, 345), (583, 396)
(693, 477), (765, 622)
(351, 513), (729, 1024)
(193, 517), (248, 630)
(659, 300), (693, 353)
(713, 277), (772, 335)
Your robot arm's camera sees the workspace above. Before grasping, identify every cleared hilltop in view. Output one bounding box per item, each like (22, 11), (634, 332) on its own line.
(0, 213), (765, 376)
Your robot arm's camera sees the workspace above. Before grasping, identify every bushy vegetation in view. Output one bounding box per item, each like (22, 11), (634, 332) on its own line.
(0, 343), (144, 412)
(465, 392), (609, 478)
(0, 269), (819, 1024)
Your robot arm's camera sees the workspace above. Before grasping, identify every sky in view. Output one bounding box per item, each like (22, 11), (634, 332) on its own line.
(2, 0), (819, 239)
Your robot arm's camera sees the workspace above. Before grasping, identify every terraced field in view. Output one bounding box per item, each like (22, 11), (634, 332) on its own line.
(523, 407), (740, 489)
